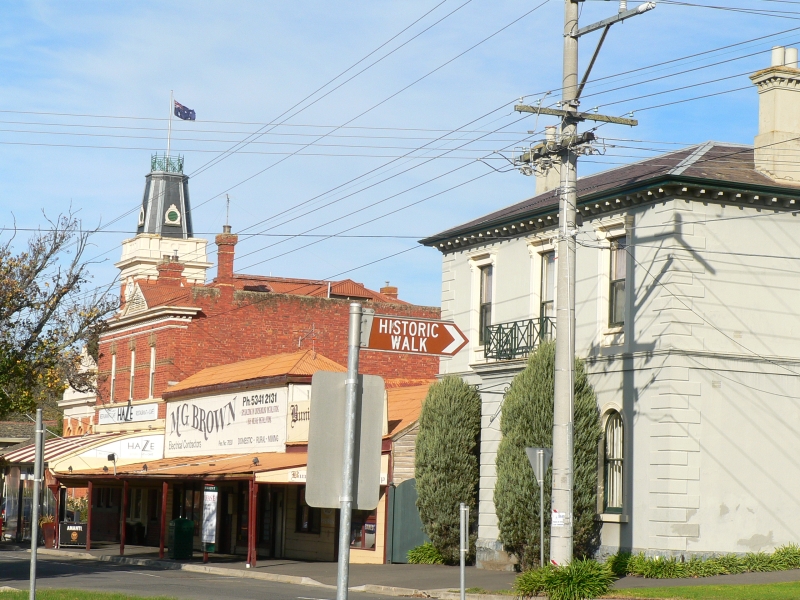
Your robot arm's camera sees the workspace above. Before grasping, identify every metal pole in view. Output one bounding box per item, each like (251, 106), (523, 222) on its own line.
(539, 453), (545, 568)
(29, 408), (43, 600)
(335, 303), (363, 600)
(550, 0), (579, 566)
(167, 90), (173, 159)
(460, 503), (466, 600)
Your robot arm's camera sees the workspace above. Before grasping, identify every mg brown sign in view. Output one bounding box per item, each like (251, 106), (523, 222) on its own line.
(360, 312), (468, 357)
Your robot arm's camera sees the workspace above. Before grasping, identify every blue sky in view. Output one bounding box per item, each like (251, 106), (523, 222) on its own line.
(0, 0), (791, 306)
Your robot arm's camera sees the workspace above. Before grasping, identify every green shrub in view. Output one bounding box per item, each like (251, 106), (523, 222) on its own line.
(407, 542), (446, 565)
(494, 341), (602, 570)
(545, 559), (615, 600)
(415, 376), (481, 564)
(625, 552), (649, 577)
(743, 551), (774, 572)
(713, 554), (746, 575)
(514, 566), (553, 598)
(772, 543), (800, 570)
(606, 552), (631, 578)
(637, 556), (685, 579)
(515, 560), (613, 600)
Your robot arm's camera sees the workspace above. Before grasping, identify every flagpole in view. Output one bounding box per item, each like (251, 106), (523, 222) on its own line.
(167, 90), (173, 159)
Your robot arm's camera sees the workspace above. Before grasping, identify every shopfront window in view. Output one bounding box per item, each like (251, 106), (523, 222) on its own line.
(350, 510), (377, 550)
(296, 486), (320, 534)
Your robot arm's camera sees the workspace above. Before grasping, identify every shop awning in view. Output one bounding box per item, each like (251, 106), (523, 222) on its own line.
(56, 451), (309, 480)
(0, 432), (124, 465)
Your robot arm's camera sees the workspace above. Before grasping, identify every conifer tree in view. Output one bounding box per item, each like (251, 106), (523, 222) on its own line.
(415, 376), (481, 564)
(494, 341), (601, 569)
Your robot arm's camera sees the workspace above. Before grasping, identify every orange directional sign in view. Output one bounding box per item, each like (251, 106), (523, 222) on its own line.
(360, 312), (469, 357)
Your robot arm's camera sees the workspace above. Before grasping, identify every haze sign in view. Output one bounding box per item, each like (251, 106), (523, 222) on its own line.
(360, 312), (468, 357)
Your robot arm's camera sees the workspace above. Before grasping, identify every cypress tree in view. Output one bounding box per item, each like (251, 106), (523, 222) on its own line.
(415, 376), (482, 564)
(494, 341), (601, 570)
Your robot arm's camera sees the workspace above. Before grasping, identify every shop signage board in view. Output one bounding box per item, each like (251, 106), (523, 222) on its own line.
(79, 434), (164, 461)
(165, 387), (288, 457)
(202, 485), (218, 552)
(306, 371), (385, 510)
(286, 385), (311, 443)
(59, 522), (87, 547)
(98, 402), (159, 425)
(359, 310), (468, 357)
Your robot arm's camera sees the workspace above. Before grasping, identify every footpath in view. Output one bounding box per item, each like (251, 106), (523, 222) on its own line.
(9, 543), (800, 599)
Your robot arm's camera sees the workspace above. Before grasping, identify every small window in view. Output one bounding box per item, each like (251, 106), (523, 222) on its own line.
(609, 238), (627, 327)
(149, 346), (156, 398)
(110, 354), (117, 402)
(604, 411), (624, 513)
(296, 486), (321, 534)
(350, 510), (377, 550)
(129, 349), (136, 400)
(540, 251), (555, 323)
(478, 265), (493, 344)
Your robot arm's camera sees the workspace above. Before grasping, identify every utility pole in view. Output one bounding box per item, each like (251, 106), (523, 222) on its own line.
(514, 0), (654, 566)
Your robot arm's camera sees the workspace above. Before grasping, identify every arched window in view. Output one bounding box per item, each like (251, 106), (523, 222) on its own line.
(604, 411), (624, 513)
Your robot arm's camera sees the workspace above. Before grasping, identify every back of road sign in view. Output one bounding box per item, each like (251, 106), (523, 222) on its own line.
(306, 371), (385, 510)
(525, 447), (552, 484)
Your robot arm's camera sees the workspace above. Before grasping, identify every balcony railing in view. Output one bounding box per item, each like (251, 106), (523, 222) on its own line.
(151, 154), (184, 173)
(483, 317), (555, 361)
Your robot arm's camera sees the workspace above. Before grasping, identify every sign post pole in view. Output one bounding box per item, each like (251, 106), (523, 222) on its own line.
(336, 303), (363, 600)
(525, 447), (552, 567)
(29, 408), (43, 600)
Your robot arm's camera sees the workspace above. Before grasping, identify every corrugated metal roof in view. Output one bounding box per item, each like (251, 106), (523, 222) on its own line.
(164, 350), (346, 396)
(387, 382), (432, 438)
(56, 451), (308, 479)
(1, 432), (122, 464)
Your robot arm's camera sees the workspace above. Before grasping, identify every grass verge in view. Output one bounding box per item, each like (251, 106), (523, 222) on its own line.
(0, 589), (176, 600)
(608, 581), (800, 600)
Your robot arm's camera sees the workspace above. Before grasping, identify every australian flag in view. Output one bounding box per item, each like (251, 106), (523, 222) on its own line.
(174, 101), (196, 121)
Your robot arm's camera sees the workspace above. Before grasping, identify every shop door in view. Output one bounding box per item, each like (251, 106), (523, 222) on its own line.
(257, 486), (273, 558)
(218, 488), (234, 555)
(273, 487), (284, 559)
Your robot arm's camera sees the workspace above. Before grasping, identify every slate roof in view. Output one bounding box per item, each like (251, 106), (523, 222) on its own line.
(421, 142), (800, 245)
(163, 350), (346, 397)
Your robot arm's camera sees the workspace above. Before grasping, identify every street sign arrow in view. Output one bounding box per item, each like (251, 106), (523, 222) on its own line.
(360, 312), (468, 357)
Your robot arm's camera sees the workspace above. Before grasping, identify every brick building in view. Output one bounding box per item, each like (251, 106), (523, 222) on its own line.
(61, 154), (439, 436)
(42, 155), (439, 560)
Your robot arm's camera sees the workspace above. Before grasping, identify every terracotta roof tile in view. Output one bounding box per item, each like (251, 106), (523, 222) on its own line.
(233, 275), (409, 305)
(165, 350), (346, 395)
(137, 286), (195, 309)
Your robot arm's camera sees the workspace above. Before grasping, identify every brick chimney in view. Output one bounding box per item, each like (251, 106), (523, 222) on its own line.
(215, 225), (238, 285)
(156, 253), (185, 286)
(380, 281), (399, 300)
(751, 46), (800, 181)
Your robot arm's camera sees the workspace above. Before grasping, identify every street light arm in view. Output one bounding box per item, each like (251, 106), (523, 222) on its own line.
(576, 2), (656, 37)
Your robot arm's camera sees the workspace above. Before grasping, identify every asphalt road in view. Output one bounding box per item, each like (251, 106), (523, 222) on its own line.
(0, 551), (390, 600)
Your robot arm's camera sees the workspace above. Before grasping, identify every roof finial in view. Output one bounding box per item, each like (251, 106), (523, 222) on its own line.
(223, 194), (232, 234)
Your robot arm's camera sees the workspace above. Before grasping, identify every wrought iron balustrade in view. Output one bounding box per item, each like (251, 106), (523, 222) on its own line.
(151, 154), (184, 173)
(483, 317), (555, 361)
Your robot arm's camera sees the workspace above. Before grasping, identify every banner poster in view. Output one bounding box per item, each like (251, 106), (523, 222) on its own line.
(165, 387), (288, 457)
(98, 402), (159, 425)
(201, 485), (218, 545)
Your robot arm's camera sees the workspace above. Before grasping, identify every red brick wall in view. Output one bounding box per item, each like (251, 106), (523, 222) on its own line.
(95, 287), (440, 408)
